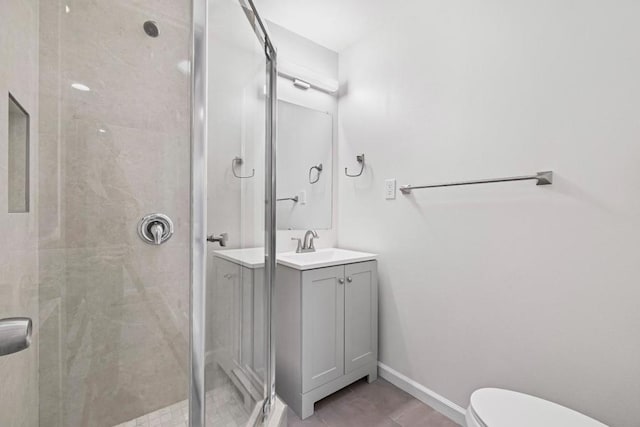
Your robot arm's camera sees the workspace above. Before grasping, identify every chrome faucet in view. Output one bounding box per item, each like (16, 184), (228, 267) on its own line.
(303, 230), (319, 253)
(291, 230), (319, 253)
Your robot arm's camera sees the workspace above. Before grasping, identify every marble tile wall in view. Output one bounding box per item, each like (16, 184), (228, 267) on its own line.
(0, 0), (40, 426)
(38, 1), (191, 425)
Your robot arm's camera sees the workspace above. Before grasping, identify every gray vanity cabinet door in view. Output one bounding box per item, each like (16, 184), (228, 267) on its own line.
(344, 261), (378, 374)
(240, 266), (254, 371)
(301, 265), (345, 392)
(213, 258), (242, 364)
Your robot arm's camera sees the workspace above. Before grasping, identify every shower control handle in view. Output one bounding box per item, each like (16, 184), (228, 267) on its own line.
(138, 213), (174, 245)
(150, 223), (164, 245)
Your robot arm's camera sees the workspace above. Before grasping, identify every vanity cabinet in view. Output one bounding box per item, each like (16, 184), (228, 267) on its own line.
(276, 260), (378, 419)
(210, 252), (266, 411)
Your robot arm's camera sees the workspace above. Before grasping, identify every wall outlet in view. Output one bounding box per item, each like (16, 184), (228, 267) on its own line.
(385, 179), (396, 200)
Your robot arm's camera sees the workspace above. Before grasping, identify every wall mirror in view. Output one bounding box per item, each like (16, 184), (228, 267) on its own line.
(277, 100), (332, 230)
(8, 93), (30, 213)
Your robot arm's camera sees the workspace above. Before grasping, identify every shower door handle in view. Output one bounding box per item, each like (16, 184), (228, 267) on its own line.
(0, 317), (32, 357)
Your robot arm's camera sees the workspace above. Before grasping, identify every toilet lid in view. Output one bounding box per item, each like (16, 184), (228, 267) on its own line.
(470, 388), (608, 427)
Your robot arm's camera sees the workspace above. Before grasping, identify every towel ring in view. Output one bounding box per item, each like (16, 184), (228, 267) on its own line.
(232, 157), (255, 179)
(345, 154), (365, 178)
(309, 163), (323, 184)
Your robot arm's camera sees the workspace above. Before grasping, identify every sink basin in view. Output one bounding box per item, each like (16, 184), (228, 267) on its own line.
(277, 248), (377, 271)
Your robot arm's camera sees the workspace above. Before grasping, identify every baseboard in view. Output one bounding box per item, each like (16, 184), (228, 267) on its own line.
(377, 362), (466, 426)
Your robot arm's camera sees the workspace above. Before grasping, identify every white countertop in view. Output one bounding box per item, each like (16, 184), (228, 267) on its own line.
(277, 248), (377, 270)
(213, 247), (377, 271)
(212, 247), (265, 269)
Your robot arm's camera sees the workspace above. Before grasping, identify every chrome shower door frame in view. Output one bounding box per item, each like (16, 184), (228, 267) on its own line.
(190, 0), (207, 424)
(189, 0), (278, 425)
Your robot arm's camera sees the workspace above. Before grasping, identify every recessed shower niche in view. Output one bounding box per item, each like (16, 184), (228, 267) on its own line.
(8, 93), (30, 213)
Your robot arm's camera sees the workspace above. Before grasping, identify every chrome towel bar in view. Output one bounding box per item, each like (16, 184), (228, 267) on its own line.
(400, 171), (553, 194)
(277, 196), (299, 203)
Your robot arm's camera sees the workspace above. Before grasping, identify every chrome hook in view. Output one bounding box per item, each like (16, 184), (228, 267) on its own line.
(232, 157), (255, 179)
(345, 154), (365, 178)
(309, 163), (323, 184)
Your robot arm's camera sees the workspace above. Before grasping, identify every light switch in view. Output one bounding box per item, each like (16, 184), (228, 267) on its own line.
(385, 179), (396, 200)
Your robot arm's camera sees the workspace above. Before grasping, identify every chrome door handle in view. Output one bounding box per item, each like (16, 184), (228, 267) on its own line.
(346, 277), (353, 283)
(338, 278), (345, 285)
(207, 232), (228, 247)
(0, 317), (32, 357)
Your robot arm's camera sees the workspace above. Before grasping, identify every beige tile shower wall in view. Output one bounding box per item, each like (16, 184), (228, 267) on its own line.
(337, 2), (640, 427)
(0, 1), (40, 426)
(38, 1), (191, 426)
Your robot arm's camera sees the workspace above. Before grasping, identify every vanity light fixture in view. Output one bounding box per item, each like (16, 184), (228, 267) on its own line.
(293, 79), (311, 90)
(278, 60), (339, 94)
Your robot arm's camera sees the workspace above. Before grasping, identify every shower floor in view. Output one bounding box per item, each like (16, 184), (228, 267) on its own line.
(113, 378), (250, 427)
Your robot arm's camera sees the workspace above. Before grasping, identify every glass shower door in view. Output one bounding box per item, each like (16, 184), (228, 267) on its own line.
(37, 1), (192, 426)
(200, 0), (277, 425)
(2, 0), (276, 425)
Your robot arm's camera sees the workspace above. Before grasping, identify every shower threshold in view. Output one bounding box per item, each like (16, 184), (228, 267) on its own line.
(113, 380), (248, 427)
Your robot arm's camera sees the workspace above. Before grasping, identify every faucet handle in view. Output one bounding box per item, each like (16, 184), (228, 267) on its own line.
(309, 233), (319, 250)
(291, 237), (302, 253)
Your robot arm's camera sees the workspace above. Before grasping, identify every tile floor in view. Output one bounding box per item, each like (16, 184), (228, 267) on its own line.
(115, 377), (459, 427)
(113, 378), (249, 427)
(287, 379), (460, 427)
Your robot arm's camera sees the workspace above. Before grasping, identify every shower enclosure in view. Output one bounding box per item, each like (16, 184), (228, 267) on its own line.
(0, 0), (278, 425)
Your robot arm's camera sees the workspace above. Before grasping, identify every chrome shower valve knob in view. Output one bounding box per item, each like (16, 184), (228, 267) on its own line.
(138, 213), (174, 245)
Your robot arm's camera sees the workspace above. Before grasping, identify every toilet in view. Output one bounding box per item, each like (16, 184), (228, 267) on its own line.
(466, 388), (608, 427)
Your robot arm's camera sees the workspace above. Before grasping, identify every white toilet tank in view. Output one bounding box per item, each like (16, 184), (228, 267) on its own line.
(466, 388), (608, 427)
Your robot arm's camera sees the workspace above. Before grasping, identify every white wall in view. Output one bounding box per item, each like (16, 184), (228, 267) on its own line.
(337, 1), (640, 426)
(268, 22), (340, 252)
